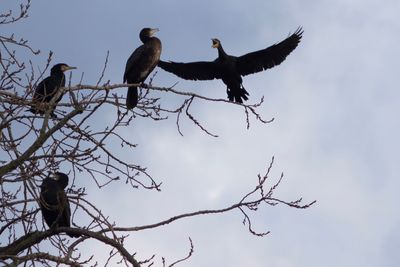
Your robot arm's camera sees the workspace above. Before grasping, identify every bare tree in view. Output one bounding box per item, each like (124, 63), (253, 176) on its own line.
(0, 1), (315, 266)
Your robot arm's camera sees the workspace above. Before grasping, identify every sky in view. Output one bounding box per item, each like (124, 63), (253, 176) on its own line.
(3, 0), (400, 266)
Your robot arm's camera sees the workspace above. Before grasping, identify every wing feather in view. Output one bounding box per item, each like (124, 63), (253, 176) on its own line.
(236, 27), (303, 76)
(158, 60), (221, 81)
(123, 45), (146, 82)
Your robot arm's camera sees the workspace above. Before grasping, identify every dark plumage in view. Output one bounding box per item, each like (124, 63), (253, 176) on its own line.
(158, 27), (303, 103)
(39, 172), (79, 238)
(29, 63), (76, 117)
(124, 28), (162, 109)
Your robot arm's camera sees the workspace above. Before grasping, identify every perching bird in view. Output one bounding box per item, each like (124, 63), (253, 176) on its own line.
(39, 172), (79, 238)
(124, 28), (162, 109)
(29, 63), (76, 117)
(158, 27), (303, 103)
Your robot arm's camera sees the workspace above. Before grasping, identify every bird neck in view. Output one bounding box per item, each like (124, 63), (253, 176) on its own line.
(50, 70), (66, 86)
(140, 35), (154, 43)
(217, 45), (228, 58)
(50, 69), (64, 77)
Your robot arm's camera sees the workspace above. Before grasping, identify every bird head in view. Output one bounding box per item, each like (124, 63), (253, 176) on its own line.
(51, 172), (69, 189)
(211, 38), (221, 48)
(140, 28), (159, 40)
(52, 63), (77, 73)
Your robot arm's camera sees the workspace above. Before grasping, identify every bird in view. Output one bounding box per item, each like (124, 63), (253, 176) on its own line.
(124, 27), (162, 109)
(39, 172), (80, 238)
(158, 27), (303, 103)
(28, 63), (76, 118)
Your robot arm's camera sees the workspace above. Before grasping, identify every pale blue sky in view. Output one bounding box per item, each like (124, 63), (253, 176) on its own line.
(3, 0), (400, 266)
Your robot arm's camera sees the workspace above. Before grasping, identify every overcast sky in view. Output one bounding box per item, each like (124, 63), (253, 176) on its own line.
(4, 0), (400, 266)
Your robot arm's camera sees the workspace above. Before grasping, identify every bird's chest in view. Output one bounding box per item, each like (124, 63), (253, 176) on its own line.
(41, 190), (59, 206)
(139, 46), (161, 68)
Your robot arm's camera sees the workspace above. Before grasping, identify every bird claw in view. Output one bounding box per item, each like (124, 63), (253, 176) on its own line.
(140, 83), (149, 88)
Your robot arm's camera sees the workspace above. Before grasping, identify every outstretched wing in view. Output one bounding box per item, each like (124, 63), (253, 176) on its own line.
(158, 60), (221, 81)
(236, 27), (303, 76)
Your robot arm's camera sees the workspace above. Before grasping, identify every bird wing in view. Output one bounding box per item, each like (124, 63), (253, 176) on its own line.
(123, 45), (146, 83)
(56, 190), (71, 227)
(158, 60), (221, 80)
(33, 75), (64, 103)
(33, 77), (52, 102)
(236, 27), (303, 76)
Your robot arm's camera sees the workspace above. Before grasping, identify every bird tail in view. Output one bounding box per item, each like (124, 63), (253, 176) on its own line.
(67, 232), (81, 238)
(27, 108), (38, 114)
(239, 85), (249, 102)
(27, 107), (57, 118)
(227, 85), (249, 103)
(126, 86), (138, 109)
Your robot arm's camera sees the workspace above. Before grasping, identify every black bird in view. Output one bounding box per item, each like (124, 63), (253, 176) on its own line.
(39, 172), (79, 238)
(158, 27), (303, 103)
(124, 28), (162, 109)
(29, 63), (76, 117)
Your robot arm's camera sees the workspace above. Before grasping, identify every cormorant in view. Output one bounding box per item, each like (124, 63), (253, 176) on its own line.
(124, 28), (162, 109)
(39, 172), (79, 238)
(29, 63), (76, 118)
(158, 27), (303, 103)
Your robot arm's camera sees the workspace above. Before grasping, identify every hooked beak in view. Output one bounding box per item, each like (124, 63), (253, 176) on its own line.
(211, 39), (218, 48)
(51, 173), (60, 181)
(62, 65), (77, 72)
(150, 28), (160, 36)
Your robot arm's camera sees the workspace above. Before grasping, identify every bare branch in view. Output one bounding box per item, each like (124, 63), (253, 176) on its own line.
(0, 4), (314, 266)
